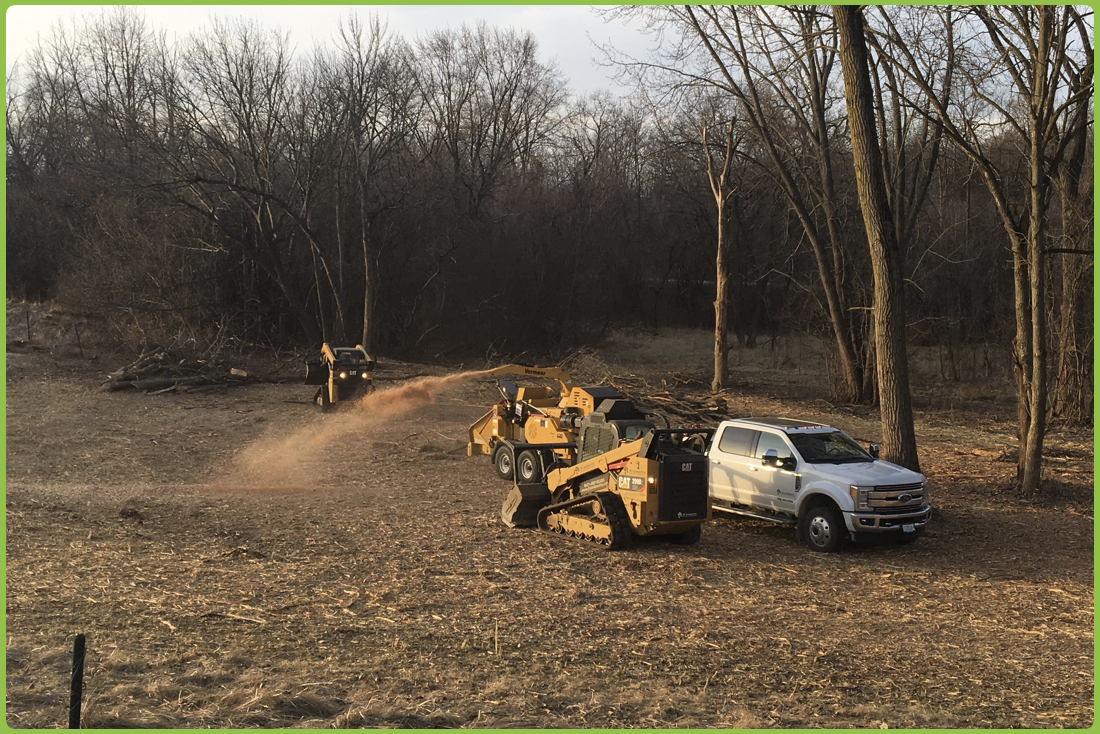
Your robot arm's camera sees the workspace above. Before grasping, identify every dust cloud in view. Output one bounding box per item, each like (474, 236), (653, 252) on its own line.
(222, 370), (491, 490)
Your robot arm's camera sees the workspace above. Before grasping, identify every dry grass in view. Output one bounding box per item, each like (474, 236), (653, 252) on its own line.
(5, 315), (1093, 729)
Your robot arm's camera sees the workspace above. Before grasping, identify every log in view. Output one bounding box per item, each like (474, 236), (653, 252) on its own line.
(109, 351), (163, 379)
(130, 377), (178, 392)
(182, 383), (230, 394)
(132, 375), (211, 392)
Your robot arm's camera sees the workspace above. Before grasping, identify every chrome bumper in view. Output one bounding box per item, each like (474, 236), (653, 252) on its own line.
(844, 504), (931, 533)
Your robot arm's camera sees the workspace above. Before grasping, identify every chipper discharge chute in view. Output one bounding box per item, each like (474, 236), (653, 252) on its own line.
(304, 343), (375, 412)
(499, 397), (715, 550)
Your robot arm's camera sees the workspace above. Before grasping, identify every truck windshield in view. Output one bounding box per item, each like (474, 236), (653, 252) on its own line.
(789, 431), (872, 464)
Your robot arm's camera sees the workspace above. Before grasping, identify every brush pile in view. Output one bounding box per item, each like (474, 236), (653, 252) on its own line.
(558, 347), (727, 425)
(100, 349), (257, 394)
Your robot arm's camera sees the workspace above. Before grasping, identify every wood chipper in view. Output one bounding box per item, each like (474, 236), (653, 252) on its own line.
(304, 343), (375, 412)
(467, 365), (630, 483)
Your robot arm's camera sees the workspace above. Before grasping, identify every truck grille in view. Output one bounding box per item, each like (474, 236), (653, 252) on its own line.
(869, 483), (927, 515)
(656, 457), (708, 522)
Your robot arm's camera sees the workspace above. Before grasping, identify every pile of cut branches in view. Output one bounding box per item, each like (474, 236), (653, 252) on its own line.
(557, 347), (722, 425)
(100, 350), (258, 395)
(643, 390), (730, 426)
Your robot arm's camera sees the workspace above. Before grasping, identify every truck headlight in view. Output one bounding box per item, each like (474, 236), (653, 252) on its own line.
(849, 485), (871, 510)
(361, 372), (370, 379)
(339, 371), (347, 379)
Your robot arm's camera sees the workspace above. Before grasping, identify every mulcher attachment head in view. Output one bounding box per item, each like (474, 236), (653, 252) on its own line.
(501, 483), (551, 528)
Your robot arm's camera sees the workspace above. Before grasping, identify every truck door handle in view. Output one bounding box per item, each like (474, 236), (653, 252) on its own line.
(711, 460), (720, 464)
(747, 466), (758, 471)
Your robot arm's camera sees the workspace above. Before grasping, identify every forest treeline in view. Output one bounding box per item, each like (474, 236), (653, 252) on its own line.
(5, 7), (1092, 430)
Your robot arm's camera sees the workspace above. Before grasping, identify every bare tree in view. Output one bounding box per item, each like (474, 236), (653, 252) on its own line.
(874, 5), (1094, 492)
(321, 16), (420, 349)
(835, 5), (920, 472)
(1049, 11), (1094, 424)
(606, 5), (875, 402)
(699, 114), (739, 393)
(414, 23), (565, 218)
(165, 19), (341, 344)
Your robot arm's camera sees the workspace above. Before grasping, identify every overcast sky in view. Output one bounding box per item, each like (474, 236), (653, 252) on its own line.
(5, 4), (655, 95)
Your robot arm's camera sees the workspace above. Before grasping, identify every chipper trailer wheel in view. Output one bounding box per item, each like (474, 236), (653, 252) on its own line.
(516, 450), (541, 483)
(492, 443), (515, 481)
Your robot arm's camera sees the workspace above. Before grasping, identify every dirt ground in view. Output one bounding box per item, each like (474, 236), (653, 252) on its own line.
(5, 304), (1094, 728)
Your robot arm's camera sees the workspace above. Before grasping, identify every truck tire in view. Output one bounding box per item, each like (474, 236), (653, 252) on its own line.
(800, 502), (847, 553)
(492, 444), (514, 481)
(516, 450), (541, 483)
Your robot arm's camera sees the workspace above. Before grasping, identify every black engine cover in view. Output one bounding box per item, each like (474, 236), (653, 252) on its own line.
(656, 455), (708, 521)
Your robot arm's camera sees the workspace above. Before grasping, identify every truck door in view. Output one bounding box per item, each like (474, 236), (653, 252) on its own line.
(751, 431), (799, 513)
(708, 426), (763, 507)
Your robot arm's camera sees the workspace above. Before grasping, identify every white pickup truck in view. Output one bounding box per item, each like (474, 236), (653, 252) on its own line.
(707, 417), (931, 552)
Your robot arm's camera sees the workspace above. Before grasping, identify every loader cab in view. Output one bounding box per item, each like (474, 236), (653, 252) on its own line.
(578, 399), (653, 462)
(332, 347), (375, 371)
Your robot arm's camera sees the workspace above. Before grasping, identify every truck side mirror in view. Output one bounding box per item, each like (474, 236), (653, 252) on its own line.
(761, 449), (780, 466)
(868, 443), (880, 459)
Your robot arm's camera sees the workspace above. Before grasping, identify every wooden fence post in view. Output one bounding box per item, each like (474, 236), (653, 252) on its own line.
(69, 634), (85, 729)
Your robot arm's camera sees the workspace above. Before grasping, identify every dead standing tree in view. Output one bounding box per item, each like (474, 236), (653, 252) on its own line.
(875, 5), (1094, 492)
(700, 116), (740, 393)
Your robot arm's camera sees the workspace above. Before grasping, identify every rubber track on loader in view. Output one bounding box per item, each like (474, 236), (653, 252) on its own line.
(536, 491), (633, 550)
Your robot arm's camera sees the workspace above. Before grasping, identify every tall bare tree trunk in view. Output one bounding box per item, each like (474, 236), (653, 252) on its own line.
(359, 185), (375, 351)
(703, 120), (737, 393)
(713, 209), (729, 393)
(1051, 21), (1094, 424)
(835, 5), (920, 471)
(1021, 127), (1049, 492)
(1011, 227), (1033, 477)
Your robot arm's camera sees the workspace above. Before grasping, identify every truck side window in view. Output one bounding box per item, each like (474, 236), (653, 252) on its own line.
(717, 426), (756, 456)
(755, 432), (793, 460)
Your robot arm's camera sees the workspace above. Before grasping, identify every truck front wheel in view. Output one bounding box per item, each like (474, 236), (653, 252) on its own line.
(800, 503), (847, 553)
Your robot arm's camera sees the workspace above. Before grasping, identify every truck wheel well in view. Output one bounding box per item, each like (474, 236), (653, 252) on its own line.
(797, 494), (840, 539)
(801, 493), (838, 511)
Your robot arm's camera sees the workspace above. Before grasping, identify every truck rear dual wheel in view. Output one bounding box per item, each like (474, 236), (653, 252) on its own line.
(800, 503), (847, 553)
